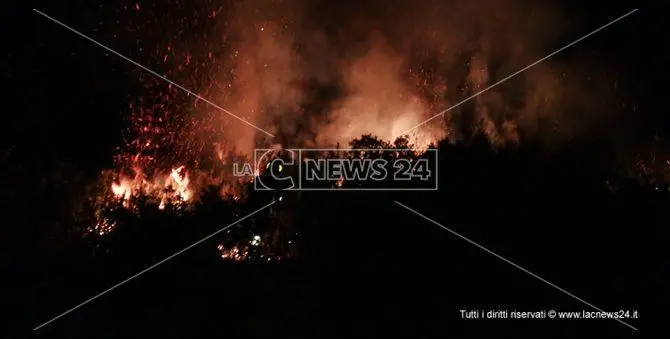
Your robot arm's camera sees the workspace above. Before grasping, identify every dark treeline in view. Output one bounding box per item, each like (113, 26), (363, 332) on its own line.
(2, 133), (662, 337)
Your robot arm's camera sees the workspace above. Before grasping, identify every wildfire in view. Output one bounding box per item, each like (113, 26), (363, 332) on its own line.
(75, 0), (622, 250)
(109, 165), (194, 210)
(215, 234), (287, 262)
(217, 244), (248, 261)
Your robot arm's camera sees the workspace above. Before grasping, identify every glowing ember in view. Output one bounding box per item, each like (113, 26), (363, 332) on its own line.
(88, 218), (117, 236)
(218, 245), (249, 261)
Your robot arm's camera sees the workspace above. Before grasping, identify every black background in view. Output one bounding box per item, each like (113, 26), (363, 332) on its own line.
(1, 1), (664, 338)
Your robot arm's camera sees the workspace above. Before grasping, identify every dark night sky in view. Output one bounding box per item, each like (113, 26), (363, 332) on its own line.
(0, 1), (663, 338)
(1, 0), (660, 174)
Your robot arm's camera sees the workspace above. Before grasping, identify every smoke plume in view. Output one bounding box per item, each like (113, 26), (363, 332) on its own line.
(180, 0), (614, 153)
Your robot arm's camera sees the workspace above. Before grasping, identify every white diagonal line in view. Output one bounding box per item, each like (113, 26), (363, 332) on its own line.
(394, 201), (639, 332)
(33, 9), (276, 138)
(394, 8), (639, 139)
(32, 201), (275, 331)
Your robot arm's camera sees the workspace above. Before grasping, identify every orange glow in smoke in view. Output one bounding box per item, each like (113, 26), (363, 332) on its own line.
(84, 0), (618, 240)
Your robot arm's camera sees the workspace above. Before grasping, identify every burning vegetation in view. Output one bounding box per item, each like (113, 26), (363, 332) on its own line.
(39, 0), (649, 263)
